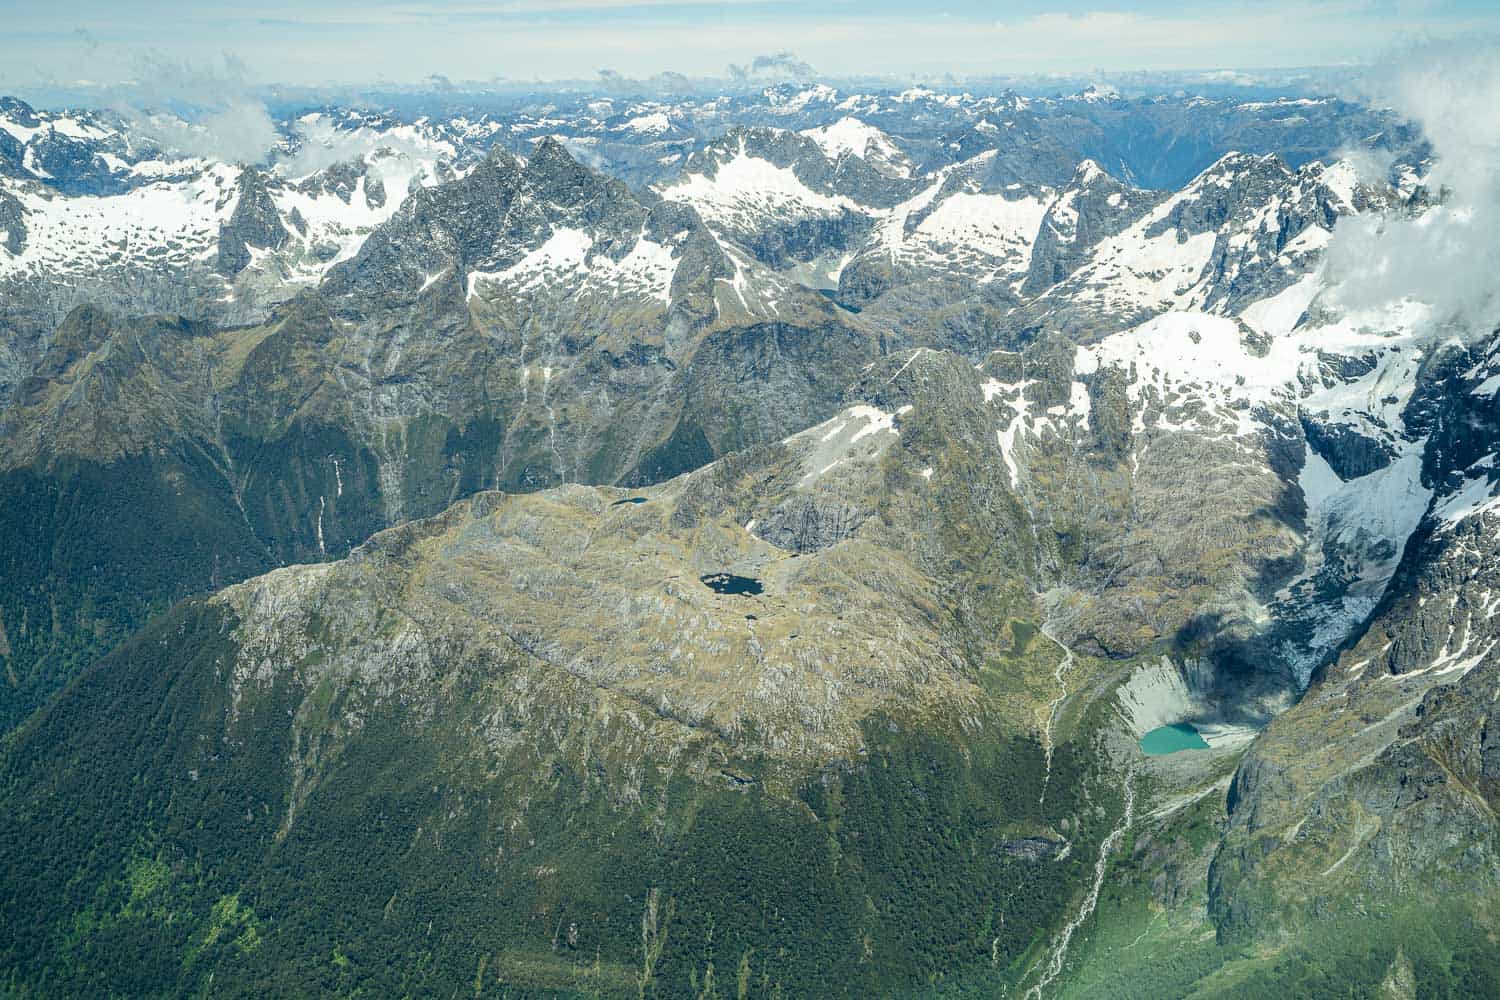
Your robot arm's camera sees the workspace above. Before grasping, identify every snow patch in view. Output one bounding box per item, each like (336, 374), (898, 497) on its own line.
(661, 138), (859, 231)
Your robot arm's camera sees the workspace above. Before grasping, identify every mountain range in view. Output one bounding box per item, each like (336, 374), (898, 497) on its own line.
(0, 81), (1495, 998)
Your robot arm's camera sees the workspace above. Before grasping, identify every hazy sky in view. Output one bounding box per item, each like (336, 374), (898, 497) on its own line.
(3, 0), (1497, 90)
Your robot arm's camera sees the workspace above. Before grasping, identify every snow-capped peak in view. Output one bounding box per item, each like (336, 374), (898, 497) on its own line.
(799, 117), (911, 177)
(1073, 83), (1122, 104)
(621, 111), (672, 136)
(1072, 159), (1109, 186)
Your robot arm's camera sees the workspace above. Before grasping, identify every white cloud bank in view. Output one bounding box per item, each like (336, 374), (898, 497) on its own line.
(113, 55), (281, 165)
(1323, 39), (1500, 337)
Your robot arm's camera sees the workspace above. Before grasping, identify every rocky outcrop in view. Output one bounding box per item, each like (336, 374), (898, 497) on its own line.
(1300, 413), (1394, 479)
(0, 129), (23, 178)
(0, 188), (24, 255)
(679, 125), (915, 212)
(215, 167), (291, 276)
(999, 836), (1067, 862)
(25, 130), (112, 195)
(323, 140), (649, 310)
(1022, 160), (1158, 295)
(752, 494), (864, 553)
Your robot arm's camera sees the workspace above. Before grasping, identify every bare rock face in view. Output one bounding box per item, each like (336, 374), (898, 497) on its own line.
(0, 129), (23, 177)
(216, 168), (291, 276)
(1022, 159), (1159, 296)
(752, 494), (864, 553)
(1300, 412), (1395, 479)
(0, 188), (24, 255)
(25, 130), (110, 195)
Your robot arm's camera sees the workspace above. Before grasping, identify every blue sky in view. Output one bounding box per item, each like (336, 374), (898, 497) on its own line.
(2, 0), (1497, 90)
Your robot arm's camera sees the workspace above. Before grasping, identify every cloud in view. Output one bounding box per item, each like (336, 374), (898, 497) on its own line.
(553, 135), (608, 172)
(653, 69), (692, 92)
(274, 117), (444, 182)
(596, 66), (697, 95)
(1193, 69), (1267, 87)
(124, 101), (280, 165)
(728, 51), (815, 82)
(1321, 38), (1500, 336)
(112, 54), (281, 165)
(107, 52), (452, 176)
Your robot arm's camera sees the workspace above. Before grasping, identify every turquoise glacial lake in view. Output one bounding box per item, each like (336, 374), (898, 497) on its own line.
(1139, 722), (1210, 755)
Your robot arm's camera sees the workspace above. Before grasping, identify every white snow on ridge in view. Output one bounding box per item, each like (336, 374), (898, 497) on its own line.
(0, 118), (454, 285)
(1072, 300), (1430, 443)
(660, 137), (859, 230)
(1052, 190), (1219, 312)
(498, 226), (594, 285)
(468, 226), (678, 304)
(909, 191), (1048, 279)
(1436, 454), (1500, 526)
(872, 172), (950, 257)
(0, 112), (111, 146)
(1275, 445), (1433, 686)
(271, 175), (410, 278)
(1073, 83), (1121, 104)
(274, 117), (457, 195)
(834, 93), (880, 114)
(1074, 312), (1281, 436)
(0, 119), (42, 144)
(799, 117), (911, 176)
(622, 111), (672, 135)
(607, 234), (679, 303)
(1315, 159), (1360, 213)
(768, 84), (839, 113)
(862, 149), (1050, 283)
(1241, 273), (1319, 338)
(1236, 97), (1333, 111)
(894, 87), (970, 108)
(793, 402), (901, 486)
(0, 164), (241, 277)
(1041, 152), (1344, 319)
(979, 376), (1035, 487)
